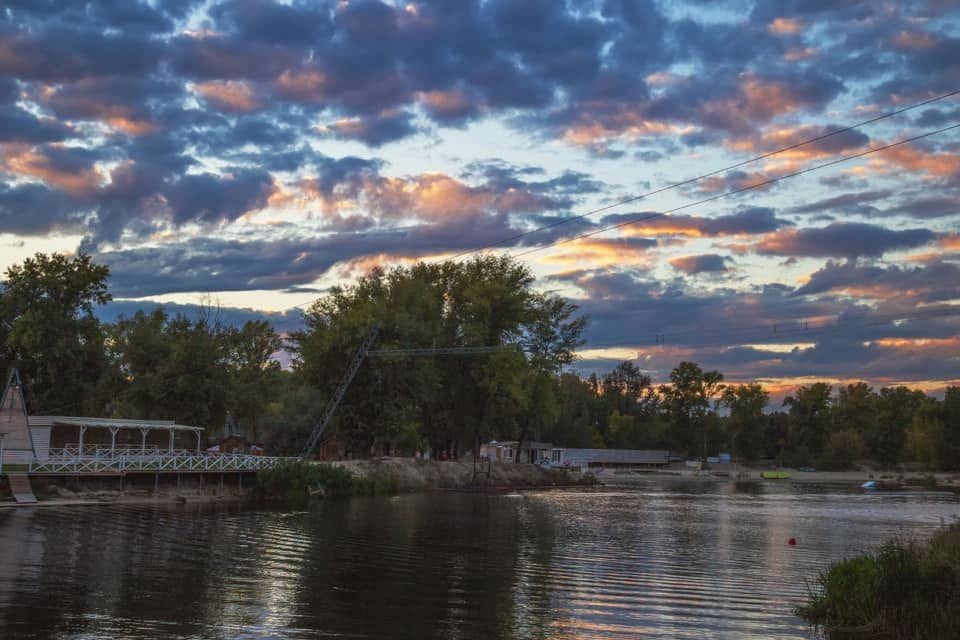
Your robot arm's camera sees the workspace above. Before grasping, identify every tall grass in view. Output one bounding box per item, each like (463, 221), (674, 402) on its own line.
(256, 461), (354, 499)
(797, 522), (960, 639)
(256, 461), (400, 499)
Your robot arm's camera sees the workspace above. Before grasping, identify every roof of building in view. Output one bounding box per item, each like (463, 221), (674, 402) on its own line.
(28, 415), (202, 433)
(486, 440), (554, 449)
(562, 448), (670, 465)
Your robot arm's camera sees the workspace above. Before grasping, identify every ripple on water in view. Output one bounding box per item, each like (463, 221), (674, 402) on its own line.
(0, 486), (957, 639)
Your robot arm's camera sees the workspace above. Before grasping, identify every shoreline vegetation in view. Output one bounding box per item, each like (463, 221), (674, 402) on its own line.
(797, 521), (960, 640)
(256, 459), (599, 500)
(6, 460), (957, 508)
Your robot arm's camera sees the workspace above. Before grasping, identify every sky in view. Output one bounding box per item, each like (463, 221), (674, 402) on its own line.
(1, 0), (959, 397)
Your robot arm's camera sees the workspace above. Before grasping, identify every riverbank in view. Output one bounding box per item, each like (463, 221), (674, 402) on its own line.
(797, 521), (960, 639)
(597, 465), (960, 488)
(0, 482), (251, 508)
(331, 458), (597, 493)
(0, 459), (595, 506)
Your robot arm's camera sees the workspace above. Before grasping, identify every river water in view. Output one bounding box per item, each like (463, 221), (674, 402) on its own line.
(1, 479), (958, 639)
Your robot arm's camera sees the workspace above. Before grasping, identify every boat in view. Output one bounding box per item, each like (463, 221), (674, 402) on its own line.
(861, 479), (902, 492)
(761, 470), (791, 479)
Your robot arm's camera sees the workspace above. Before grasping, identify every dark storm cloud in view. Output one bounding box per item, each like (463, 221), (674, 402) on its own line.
(0, 23), (164, 81)
(883, 196), (960, 220)
(794, 259), (960, 301)
(209, 0), (334, 44)
(461, 160), (606, 197)
(670, 254), (732, 274)
(558, 264), (959, 384)
(324, 110), (421, 147)
(0, 183), (80, 234)
(752, 223), (938, 257)
(599, 207), (792, 237)
(0, 105), (71, 143)
(164, 169), (275, 225)
(94, 209), (570, 297)
(97, 299), (305, 334)
(791, 190), (892, 216)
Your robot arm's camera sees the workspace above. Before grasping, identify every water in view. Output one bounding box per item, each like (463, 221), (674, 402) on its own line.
(1, 480), (958, 639)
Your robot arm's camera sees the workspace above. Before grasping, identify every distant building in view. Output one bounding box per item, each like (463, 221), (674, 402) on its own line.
(206, 434), (264, 455)
(562, 448), (670, 470)
(480, 440), (564, 465)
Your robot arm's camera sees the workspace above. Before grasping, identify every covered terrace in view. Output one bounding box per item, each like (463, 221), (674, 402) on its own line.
(28, 415), (204, 461)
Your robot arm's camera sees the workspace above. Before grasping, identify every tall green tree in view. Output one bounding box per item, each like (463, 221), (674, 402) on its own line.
(108, 306), (231, 430)
(291, 256), (585, 460)
(225, 320), (283, 441)
(872, 386), (926, 466)
(943, 386), (960, 469)
(784, 383), (833, 458)
(0, 252), (112, 414)
(661, 361), (724, 457)
(721, 382), (769, 461)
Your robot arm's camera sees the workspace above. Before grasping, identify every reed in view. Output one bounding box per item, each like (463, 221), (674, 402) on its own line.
(797, 522), (960, 639)
(256, 461), (354, 499)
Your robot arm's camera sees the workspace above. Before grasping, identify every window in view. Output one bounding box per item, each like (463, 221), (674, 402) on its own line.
(551, 449), (562, 464)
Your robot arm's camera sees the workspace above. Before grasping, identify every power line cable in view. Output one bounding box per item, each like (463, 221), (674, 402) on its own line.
(443, 88), (960, 262)
(512, 123), (960, 258)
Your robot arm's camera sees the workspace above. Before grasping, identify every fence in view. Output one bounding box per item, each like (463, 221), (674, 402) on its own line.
(29, 448), (294, 474)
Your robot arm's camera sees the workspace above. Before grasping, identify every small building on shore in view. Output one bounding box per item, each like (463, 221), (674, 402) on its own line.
(561, 448), (670, 470)
(480, 440), (564, 465)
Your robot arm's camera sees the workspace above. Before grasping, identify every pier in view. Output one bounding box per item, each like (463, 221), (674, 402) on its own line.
(2, 369), (294, 503)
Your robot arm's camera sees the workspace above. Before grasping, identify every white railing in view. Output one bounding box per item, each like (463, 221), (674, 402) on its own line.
(29, 450), (295, 474)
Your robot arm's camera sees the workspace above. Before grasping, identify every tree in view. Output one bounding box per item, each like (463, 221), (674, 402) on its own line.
(661, 361), (724, 458)
(721, 383), (769, 461)
(872, 386), (926, 466)
(290, 256), (585, 460)
(835, 382), (878, 436)
(943, 387), (960, 469)
(108, 306), (231, 430)
(0, 252), (112, 414)
(225, 320), (283, 441)
(784, 383), (832, 457)
(822, 429), (865, 469)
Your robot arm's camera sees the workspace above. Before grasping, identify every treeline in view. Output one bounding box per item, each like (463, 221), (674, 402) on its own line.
(1, 252), (958, 469)
(553, 362), (960, 470)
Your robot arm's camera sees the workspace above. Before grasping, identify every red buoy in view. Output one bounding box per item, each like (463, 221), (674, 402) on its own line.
(788, 538), (797, 546)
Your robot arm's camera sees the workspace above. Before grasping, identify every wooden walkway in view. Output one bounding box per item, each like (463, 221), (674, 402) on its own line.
(7, 473), (38, 504)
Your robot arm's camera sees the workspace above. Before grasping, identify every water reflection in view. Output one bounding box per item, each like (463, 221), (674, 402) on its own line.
(0, 483), (957, 639)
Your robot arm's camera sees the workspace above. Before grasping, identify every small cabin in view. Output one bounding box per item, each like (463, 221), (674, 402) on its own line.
(479, 440), (564, 466)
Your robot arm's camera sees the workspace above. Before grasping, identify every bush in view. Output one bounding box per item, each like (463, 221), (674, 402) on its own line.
(256, 461), (353, 499)
(257, 461), (401, 499)
(351, 470), (400, 496)
(797, 522), (960, 639)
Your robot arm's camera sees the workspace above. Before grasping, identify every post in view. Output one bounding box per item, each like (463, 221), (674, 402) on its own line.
(168, 429), (174, 454)
(79, 425), (87, 456)
(140, 428), (148, 451)
(0, 433), (6, 476)
(110, 427), (119, 453)
(196, 431), (201, 454)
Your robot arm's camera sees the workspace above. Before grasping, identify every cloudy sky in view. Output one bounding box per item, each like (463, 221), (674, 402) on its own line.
(1, 0), (959, 395)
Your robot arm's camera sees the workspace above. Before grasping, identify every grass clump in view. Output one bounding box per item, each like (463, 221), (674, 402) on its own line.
(257, 461), (353, 499)
(797, 522), (960, 639)
(257, 461), (401, 499)
(351, 470), (400, 496)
